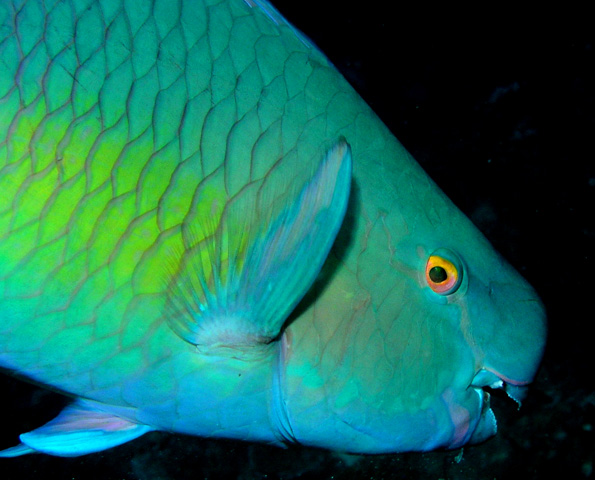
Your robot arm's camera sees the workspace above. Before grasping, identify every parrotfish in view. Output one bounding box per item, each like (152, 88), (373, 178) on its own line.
(0, 0), (546, 457)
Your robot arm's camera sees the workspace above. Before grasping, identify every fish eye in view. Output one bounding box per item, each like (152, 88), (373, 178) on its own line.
(425, 249), (463, 295)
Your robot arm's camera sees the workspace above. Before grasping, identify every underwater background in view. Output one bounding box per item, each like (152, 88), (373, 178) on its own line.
(1, 1), (592, 478)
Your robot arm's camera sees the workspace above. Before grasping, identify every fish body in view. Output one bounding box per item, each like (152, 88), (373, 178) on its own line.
(0, 0), (546, 457)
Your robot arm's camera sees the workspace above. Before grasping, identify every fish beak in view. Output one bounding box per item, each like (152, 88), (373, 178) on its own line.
(467, 369), (528, 444)
(470, 368), (528, 406)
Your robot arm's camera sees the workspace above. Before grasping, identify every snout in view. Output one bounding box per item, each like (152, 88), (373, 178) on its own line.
(466, 274), (547, 388)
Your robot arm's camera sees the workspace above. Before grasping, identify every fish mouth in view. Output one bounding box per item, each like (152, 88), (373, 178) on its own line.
(471, 368), (528, 406)
(467, 369), (528, 444)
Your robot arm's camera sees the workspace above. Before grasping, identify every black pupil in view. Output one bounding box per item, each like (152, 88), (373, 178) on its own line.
(429, 266), (448, 283)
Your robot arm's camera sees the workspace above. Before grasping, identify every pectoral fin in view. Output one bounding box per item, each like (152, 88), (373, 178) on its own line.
(0, 400), (153, 457)
(166, 140), (352, 350)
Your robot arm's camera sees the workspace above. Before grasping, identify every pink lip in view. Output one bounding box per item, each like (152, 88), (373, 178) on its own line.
(482, 366), (531, 386)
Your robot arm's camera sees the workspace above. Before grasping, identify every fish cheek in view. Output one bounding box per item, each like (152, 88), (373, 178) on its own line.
(376, 299), (482, 451)
(417, 295), (487, 448)
(399, 297), (475, 407)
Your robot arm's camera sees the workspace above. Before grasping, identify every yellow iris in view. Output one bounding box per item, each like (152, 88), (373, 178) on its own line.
(425, 251), (462, 295)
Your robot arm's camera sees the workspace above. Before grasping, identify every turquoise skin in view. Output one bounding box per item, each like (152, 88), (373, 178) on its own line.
(0, 0), (546, 457)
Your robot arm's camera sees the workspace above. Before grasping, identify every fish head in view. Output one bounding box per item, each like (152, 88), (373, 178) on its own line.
(377, 185), (547, 450)
(409, 219), (547, 448)
(360, 149), (549, 451)
(282, 158), (547, 453)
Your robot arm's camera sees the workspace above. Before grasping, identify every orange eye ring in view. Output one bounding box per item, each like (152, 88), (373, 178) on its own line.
(425, 250), (463, 295)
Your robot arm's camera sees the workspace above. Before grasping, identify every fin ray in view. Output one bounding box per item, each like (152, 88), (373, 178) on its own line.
(166, 140), (352, 349)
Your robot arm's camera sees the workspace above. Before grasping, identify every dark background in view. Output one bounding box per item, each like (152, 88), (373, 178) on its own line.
(1, 2), (593, 478)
